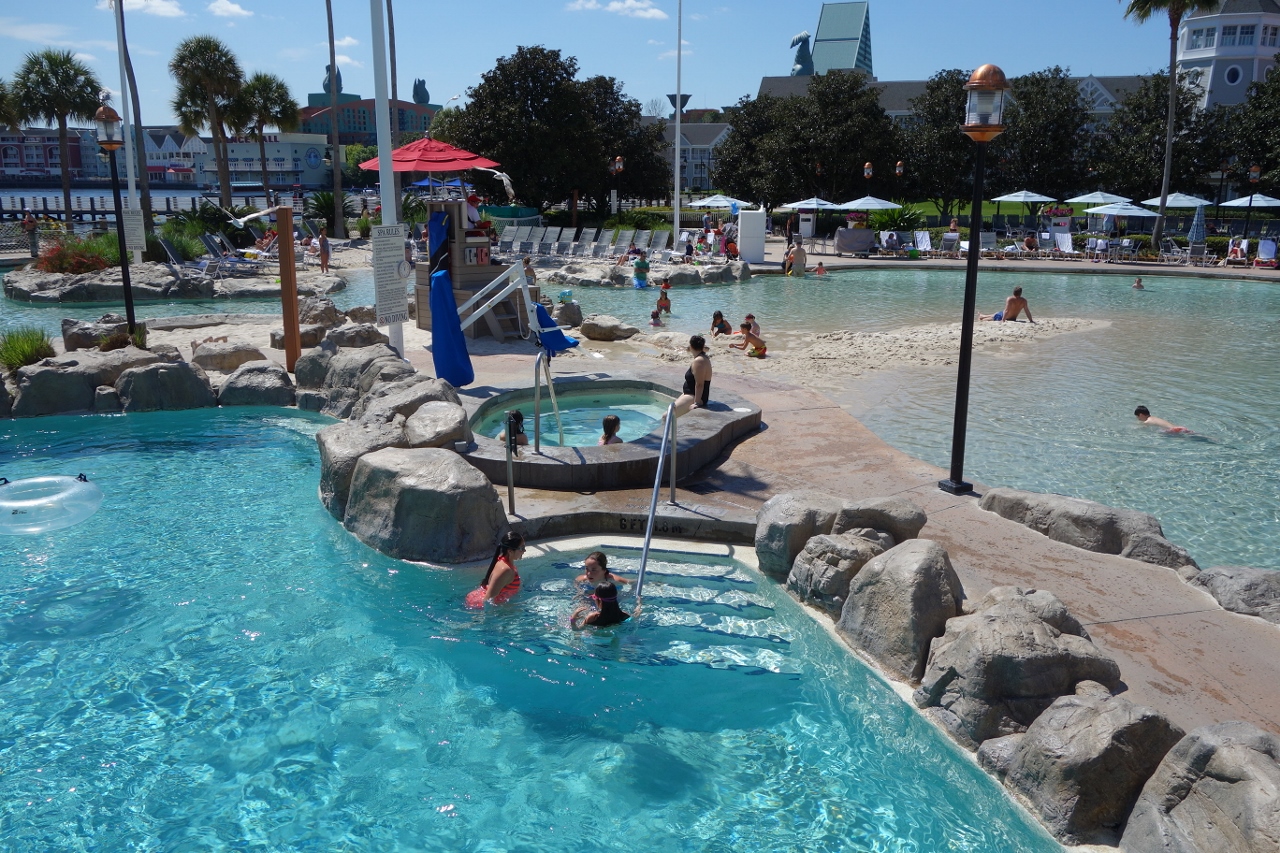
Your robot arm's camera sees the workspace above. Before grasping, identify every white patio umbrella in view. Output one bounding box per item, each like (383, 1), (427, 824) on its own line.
(1084, 202), (1160, 217)
(836, 195), (901, 210)
(779, 197), (839, 209)
(1068, 191), (1131, 205)
(687, 194), (755, 209)
(1140, 192), (1213, 208)
(1220, 193), (1280, 208)
(991, 190), (1056, 203)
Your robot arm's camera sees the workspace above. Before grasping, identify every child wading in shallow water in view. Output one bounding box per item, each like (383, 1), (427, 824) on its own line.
(649, 310), (663, 327)
(657, 290), (671, 314)
(729, 322), (767, 358)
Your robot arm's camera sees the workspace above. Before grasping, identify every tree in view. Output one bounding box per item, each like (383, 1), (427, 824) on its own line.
(901, 70), (975, 220)
(324, 0), (345, 237)
(1229, 52), (1280, 194)
(343, 142), (380, 188)
(228, 72), (300, 202)
(577, 75), (669, 211)
(1123, 0), (1222, 247)
(113, 0), (154, 232)
(644, 97), (667, 118)
(169, 36), (243, 209)
(1088, 71), (1219, 200)
(989, 66), (1090, 201)
(13, 50), (103, 220)
(0, 78), (15, 129)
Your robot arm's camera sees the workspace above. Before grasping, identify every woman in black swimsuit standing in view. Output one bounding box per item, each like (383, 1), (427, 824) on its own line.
(675, 335), (711, 415)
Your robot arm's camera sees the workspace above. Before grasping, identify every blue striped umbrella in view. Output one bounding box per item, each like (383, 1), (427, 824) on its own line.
(1187, 204), (1206, 244)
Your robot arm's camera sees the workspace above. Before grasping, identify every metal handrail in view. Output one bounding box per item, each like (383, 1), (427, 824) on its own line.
(458, 261), (543, 336)
(532, 350), (565, 451)
(634, 402), (678, 603)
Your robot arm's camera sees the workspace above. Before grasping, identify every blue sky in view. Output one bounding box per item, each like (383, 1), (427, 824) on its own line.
(1, 0), (1175, 127)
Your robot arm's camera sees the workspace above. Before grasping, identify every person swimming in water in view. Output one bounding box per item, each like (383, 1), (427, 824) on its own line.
(1134, 405), (1190, 433)
(465, 531), (526, 608)
(1133, 277), (1144, 289)
(574, 551), (628, 595)
(571, 581), (632, 629)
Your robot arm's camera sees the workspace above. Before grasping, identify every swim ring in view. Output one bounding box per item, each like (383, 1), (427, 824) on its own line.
(0, 474), (104, 535)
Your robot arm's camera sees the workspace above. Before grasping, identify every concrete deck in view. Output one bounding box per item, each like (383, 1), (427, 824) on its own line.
(414, 341), (1280, 740)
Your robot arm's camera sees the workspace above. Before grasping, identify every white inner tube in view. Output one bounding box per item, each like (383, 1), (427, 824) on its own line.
(0, 475), (104, 535)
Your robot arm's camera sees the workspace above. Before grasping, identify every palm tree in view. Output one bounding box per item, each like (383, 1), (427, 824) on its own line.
(324, 0), (346, 238)
(12, 50), (103, 222)
(229, 72), (300, 202)
(1123, 0), (1221, 248)
(114, 0), (155, 233)
(0, 79), (16, 128)
(169, 36), (244, 209)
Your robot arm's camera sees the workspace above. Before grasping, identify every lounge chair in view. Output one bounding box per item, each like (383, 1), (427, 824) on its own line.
(1054, 232), (1082, 259)
(520, 226), (545, 256)
(1115, 238), (1135, 263)
(1188, 242), (1211, 266)
(1158, 238), (1188, 264)
(591, 230), (615, 258)
(913, 231), (934, 258)
(1224, 239), (1250, 267)
(651, 230), (671, 252)
(633, 230), (653, 253)
(609, 230), (635, 259)
(939, 232), (961, 258)
(834, 227), (876, 258)
(1253, 239), (1277, 268)
(159, 237), (221, 280)
(571, 227), (598, 256)
(538, 227), (562, 255)
(979, 231), (1001, 258)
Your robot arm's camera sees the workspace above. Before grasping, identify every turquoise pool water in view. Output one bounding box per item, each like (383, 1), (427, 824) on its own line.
(473, 390), (669, 447)
(0, 409), (1058, 851)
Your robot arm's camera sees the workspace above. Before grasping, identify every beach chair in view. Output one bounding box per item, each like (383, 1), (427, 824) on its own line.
(610, 230), (635, 259)
(939, 232), (961, 258)
(1006, 215), (1022, 231)
(1054, 232), (1082, 259)
(1116, 238), (1135, 263)
(498, 225), (524, 257)
(1188, 242), (1211, 266)
(159, 236), (221, 280)
(1253, 239), (1277, 267)
(1224, 238), (1250, 267)
(571, 227), (598, 256)
(199, 234), (264, 276)
(979, 231), (1001, 258)
(834, 227), (876, 258)
(913, 231), (934, 258)
(1158, 238), (1188, 264)
(520, 226), (545, 256)
(538, 227), (562, 255)
(633, 230), (653, 253)
(591, 230), (615, 258)
(992, 214), (1006, 235)
(650, 230), (671, 252)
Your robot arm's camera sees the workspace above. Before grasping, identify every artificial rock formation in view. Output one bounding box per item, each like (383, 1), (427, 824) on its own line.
(61, 313), (133, 351)
(317, 417), (409, 519)
(754, 490), (846, 578)
(836, 539), (964, 682)
(979, 487), (1198, 574)
(269, 324), (327, 350)
(580, 314), (639, 342)
(325, 323), (390, 349)
(11, 347), (162, 417)
(913, 588), (1121, 748)
(191, 340), (269, 373)
(1120, 721), (1280, 853)
(980, 680), (1184, 847)
(298, 296), (346, 328)
(342, 447), (506, 563)
(116, 362), (216, 412)
(552, 300), (583, 328)
(405, 401), (471, 448)
(1192, 566), (1280, 625)
(831, 495), (928, 544)
(786, 530), (889, 615)
(217, 361), (296, 407)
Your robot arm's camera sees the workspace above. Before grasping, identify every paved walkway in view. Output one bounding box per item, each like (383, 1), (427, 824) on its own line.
(423, 342), (1280, 739)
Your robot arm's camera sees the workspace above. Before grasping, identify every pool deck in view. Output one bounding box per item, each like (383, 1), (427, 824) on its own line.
(419, 342), (1280, 740)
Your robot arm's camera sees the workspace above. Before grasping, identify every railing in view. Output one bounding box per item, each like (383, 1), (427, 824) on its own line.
(532, 350), (565, 452)
(633, 402), (679, 604)
(457, 261), (540, 335)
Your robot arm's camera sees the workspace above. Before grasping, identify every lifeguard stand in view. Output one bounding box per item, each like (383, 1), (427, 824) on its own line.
(412, 199), (538, 340)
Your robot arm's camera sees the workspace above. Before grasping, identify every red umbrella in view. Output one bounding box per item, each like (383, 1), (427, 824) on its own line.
(359, 137), (499, 173)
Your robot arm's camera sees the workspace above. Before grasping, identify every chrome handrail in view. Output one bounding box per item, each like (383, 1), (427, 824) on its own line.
(532, 351), (565, 452)
(634, 402), (678, 603)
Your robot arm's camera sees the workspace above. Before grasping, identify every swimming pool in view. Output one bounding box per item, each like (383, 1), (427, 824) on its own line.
(0, 408), (1058, 851)
(472, 389), (670, 447)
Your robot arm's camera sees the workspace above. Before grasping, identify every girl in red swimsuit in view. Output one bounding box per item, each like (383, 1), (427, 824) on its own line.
(465, 531), (526, 608)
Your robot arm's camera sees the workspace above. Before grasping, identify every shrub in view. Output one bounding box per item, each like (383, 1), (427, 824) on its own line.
(35, 235), (113, 274)
(604, 209), (670, 231)
(98, 331), (132, 351)
(0, 326), (56, 371)
(304, 191), (358, 234)
(356, 216), (372, 238)
(870, 203), (925, 232)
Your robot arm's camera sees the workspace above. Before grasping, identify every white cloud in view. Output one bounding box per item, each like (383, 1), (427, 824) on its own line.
(335, 54), (363, 68)
(690, 13), (706, 20)
(74, 52), (98, 62)
(334, 35), (359, 47)
(0, 18), (117, 50)
(208, 0), (252, 17)
(95, 0), (186, 16)
(647, 39), (662, 45)
(658, 41), (692, 60)
(566, 0), (667, 20)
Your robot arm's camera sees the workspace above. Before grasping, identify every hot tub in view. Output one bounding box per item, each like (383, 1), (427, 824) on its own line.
(461, 376), (762, 491)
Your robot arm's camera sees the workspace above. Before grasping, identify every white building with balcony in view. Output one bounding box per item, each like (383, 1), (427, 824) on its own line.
(1178, 0), (1280, 109)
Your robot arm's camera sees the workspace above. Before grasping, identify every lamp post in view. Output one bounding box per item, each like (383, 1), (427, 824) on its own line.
(940, 64), (1009, 496)
(95, 104), (137, 336)
(609, 155), (625, 215)
(1242, 164), (1261, 245)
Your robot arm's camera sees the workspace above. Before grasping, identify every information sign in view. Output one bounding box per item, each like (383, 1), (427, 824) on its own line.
(121, 209), (146, 253)
(371, 224), (410, 326)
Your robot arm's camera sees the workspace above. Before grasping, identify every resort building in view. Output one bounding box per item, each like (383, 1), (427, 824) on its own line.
(644, 117), (731, 192)
(0, 127), (101, 180)
(1177, 0), (1280, 109)
(135, 128), (335, 189)
(299, 98), (436, 147)
(811, 1), (874, 76)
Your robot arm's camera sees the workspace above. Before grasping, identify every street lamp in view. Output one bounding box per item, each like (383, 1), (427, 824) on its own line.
(94, 103), (137, 336)
(895, 161), (905, 178)
(1242, 164), (1261, 245)
(940, 63), (1009, 496)
(864, 162), (873, 180)
(609, 155), (625, 215)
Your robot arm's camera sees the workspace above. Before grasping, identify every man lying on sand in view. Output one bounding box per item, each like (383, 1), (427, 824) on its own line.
(980, 286), (1035, 323)
(1134, 405), (1190, 433)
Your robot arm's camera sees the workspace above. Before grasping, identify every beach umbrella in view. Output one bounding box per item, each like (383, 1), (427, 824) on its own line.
(1068, 191), (1131, 204)
(991, 190), (1056, 203)
(1187, 204), (1206, 243)
(359, 137), (498, 172)
(1219, 193), (1280, 208)
(687, 194), (755, 209)
(1140, 192), (1213, 208)
(779, 197), (839, 209)
(1084, 202), (1160, 217)
(835, 195), (901, 210)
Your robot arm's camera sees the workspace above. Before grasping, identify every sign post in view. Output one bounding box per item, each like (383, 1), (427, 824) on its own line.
(277, 203), (301, 371)
(369, 0), (406, 358)
(121, 208), (146, 255)
(372, 223), (411, 326)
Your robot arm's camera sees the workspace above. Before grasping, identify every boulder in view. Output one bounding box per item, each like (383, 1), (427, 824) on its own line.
(0, 378), (11, 419)
(354, 354), (415, 393)
(1120, 721), (1280, 853)
(269, 324), (327, 350)
(296, 390), (326, 412)
(316, 418), (408, 518)
(311, 344), (404, 418)
(61, 313), (130, 351)
(298, 296), (345, 327)
(192, 340), (269, 373)
(342, 447), (507, 563)
(986, 680), (1184, 846)
(116, 362), (216, 412)
(405, 401), (470, 448)
(664, 267), (702, 287)
(148, 344), (184, 363)
(979, 487), (1198, 572)
(832, 496), (928, 543)
(1192, 566), (1280, 625)
(93, 385), (121, 413)
(3, 263), (184, 303)
(580, 314), (639, 342)
(218, 361), (295, 407)
(552, 300), (583, 328)
(913, 598), (1122, 748)
(836, 539), (964, 681)
(345, 305), (377, 324)
(974, 586), (1089, 639)
(353, 376), (461, 425)
(325, 323), (390, 349)
(786, 531), (888, 615)
(12, 347), (162, 417)
(294, 343), (336, 389)
(754, 490), (845, 578)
